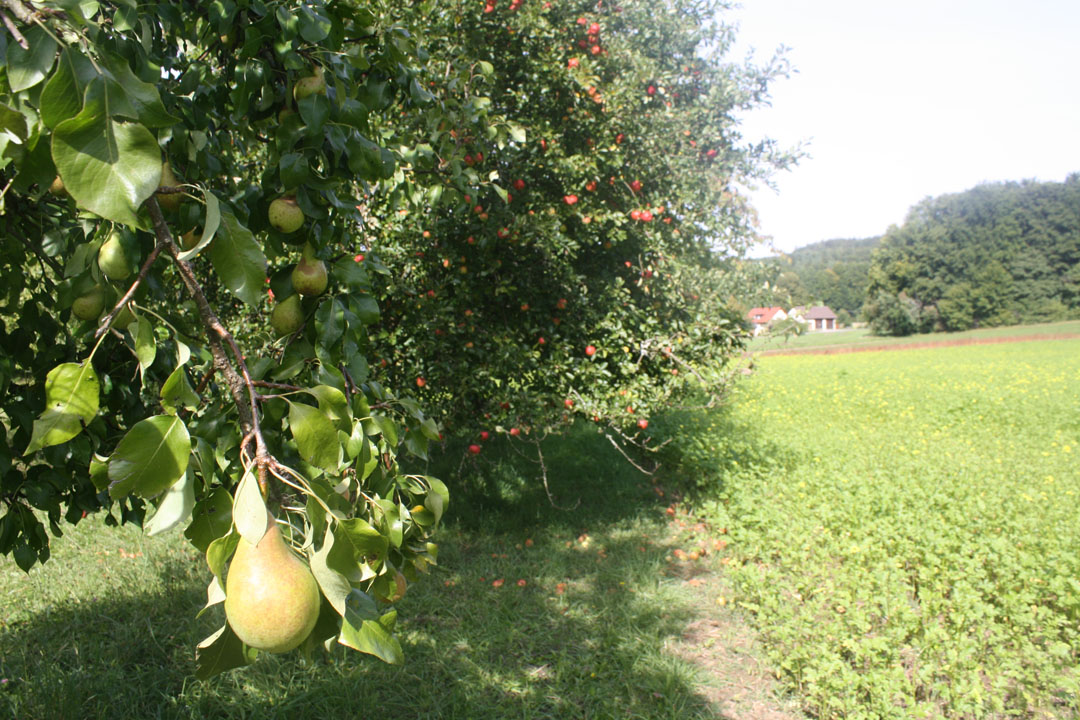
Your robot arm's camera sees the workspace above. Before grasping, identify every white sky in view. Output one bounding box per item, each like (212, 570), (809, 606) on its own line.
(727, 0), (1080, 256)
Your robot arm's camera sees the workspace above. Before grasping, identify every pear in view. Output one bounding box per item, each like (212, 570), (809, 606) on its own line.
(49, 175), (68, 197)
(180, 228), (200, 251)
(156, 162), (184, 213)
(112, 304), (136, 330)
(291, 245), (328, 296)
(224, 518), (321, 653)
(268, 195), (304, 234)
(98, 231), (133, 281)
(72, 285), (106, 321)
(271, 294), (304, 337)
(293, 67), (326, 101)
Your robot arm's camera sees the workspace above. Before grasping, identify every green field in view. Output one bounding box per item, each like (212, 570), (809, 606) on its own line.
(0, 426), (798, 720)
(747, 320), (1080, 353)
(695, 337), (1080, 718)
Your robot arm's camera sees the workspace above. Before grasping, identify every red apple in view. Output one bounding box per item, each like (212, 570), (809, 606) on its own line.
(647, 85), (656, 96)
(563, 194), (578, 205)
(640, 210), (653, 222)
(615, 133), (625, 144)
(567, 58), (579, 69)
(514, 179), (525, 190)
(637, 419), (649, 430)
(469, 444), (482, 455)
(585, 344), (596, 356)
(509, 427), (521, 436)
(588, 22), (600, 34)
(564, 398), (573, 408)
(630, 210), (641, 220)
(416, 377), (426, 388)
(480, 431), (490, 441)
(354, 253), (364, 262)
(630, 179), (642, 193)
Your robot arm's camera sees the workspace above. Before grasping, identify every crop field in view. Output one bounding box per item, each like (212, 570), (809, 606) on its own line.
(697, 338), (1080, 718)
(747, 320), (1080, 354)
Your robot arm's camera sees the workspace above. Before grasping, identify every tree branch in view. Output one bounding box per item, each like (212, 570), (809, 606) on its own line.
(145, 198), (270, 478)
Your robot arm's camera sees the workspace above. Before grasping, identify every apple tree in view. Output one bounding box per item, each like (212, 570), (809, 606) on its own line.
(355, 0), (795, 469)
(0, 0), (464, 677)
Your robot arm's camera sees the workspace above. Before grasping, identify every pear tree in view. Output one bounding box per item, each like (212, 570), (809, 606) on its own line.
(0, 0), (459, 678)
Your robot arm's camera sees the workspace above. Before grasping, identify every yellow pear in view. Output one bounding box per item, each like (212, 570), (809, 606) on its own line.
(271, 294), (304, 337)
(268, 195), (304, 233)
(293, 67), (326, 101)
(224, 517), (321, 653)
(98, 231), (133, 281)
(291, 244), (328, 296)
(156, 162), (184, 213)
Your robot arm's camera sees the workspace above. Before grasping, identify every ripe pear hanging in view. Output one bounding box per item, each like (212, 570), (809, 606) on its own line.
(291, 244), (328, 296)
(224, 516), (321, 653)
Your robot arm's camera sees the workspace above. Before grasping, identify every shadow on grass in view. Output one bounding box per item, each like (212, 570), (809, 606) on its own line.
(0, 422), (763, 720)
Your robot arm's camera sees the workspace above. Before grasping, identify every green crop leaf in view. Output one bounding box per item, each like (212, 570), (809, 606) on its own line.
(25, 362), (100, 455)
(195, 623), (258, 680)
(107, 415), (192, 499)
(144, 468), (196, 536)
(133, 317), (157, 380)
(289, 401), (341, 471)
(210, 209), (267, 307)
(100, 53), (180, 128)
(51, 79), (162, 228)
(6, 25), (58, 92)
(160, 365), (200, 414)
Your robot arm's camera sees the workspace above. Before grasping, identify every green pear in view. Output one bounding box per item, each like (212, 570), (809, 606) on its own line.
(156, 162), (184, 213)
(224, 517), (321, 653)
(292, 67), (326, 101)
(291, 246), (328, 296)
(180, 228), (200, 251)
(271, 294), (304, 337)
(72, 285), (106, 321)
(268, 195), (304, 233)
(98, 231), (133, 281)
(112, 304), (136, 330)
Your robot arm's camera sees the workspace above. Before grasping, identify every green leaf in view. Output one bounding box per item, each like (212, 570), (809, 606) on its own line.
(133, 316), (157, 379)
(210, 209), (267, 307)
(404, 427), (428, 460)
(288, 401), (341, 471)
(100, 54), (180, 128)
(424, 476), (449, 524)
(0, 104), (28, 141)
(6, 25), (58, 92)
(339, 609), (403, 665)
(232, 467), (267, 545)
(195, 623), (258, 680)
(310, 525), (352, 615)
(160, 365), (200, 414)
(184, 487), (233, 553)
(51, 81), (162, 228)
(144, 468), (196, 536)
(337, 517), (388, 557)
(25, 362), (100, 454)
(352, 294), (380, 325)
(41, 49), (98, 129)
(107, 415), (191, 499)
(176, 190), (220, 261)
(308, 384), (350, 432)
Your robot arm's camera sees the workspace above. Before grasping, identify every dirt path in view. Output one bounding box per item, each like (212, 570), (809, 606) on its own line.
(757, 332), (1080, 357)
(661, 512), (806, 719)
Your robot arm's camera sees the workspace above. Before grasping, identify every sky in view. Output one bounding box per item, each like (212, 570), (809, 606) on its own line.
(726, 0), (1080, 256)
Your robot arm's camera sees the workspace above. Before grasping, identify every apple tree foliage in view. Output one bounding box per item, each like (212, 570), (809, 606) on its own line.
(0, 0), (460, 677)
(360, 0), (795, 462)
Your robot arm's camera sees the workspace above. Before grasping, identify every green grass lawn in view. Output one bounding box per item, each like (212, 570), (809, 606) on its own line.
(747, 319), (1080, 353)
(683, 338), (1080, 718)
(0, 424), (796, 720)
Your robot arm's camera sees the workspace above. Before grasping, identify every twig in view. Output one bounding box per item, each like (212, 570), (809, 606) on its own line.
(603, 432), (658, 476)
(0, 10), (26, 49)
(532, 437), (580, 511)
(95, 239), (168, 338)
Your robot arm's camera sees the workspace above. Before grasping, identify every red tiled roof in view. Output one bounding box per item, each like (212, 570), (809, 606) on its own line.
(746, 306), (785, 324)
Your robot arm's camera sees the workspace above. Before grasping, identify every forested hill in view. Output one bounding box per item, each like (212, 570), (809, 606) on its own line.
(864, 175), (1080, 335)
(759, 236), (880, 317)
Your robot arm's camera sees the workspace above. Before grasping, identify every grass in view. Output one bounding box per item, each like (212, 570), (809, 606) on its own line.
(0, 423), (796, 720)
(746, 319), (1080, 353)
(676, 338), (1080, 718)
